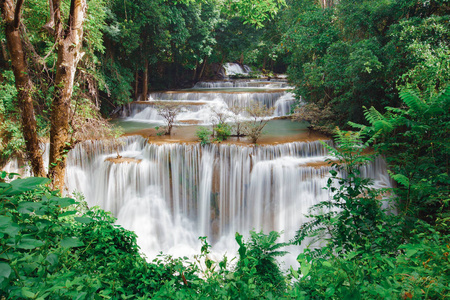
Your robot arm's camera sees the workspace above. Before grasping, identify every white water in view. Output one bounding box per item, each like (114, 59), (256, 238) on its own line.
(3, 72), (391, 267)
(125, 89), (296, 124)
(223, 63), (251, 76)
(194, 79), (290, 89)
(62, 136), (391, 263)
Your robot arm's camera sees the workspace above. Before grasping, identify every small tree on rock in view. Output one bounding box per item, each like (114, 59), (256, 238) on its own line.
(155, 101), (182, 135)
(244, 102), (275, 143)
(229, 105), (247, 137)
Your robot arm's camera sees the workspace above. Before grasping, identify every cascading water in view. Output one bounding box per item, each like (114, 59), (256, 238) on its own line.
(4, 74), (392, 267)
(223, 63), (251, 76)
(121, 78), (296, 124)
(64, 135), (391, 263)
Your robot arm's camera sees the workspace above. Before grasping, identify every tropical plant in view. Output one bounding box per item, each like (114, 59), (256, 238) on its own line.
(0, 173), (199, 298)
(354, 86), (450, 227)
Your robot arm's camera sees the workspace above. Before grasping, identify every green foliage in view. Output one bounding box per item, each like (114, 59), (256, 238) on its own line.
(283, 0), (449, 129)
(295, 128), (398, 254)
(294, 226), (450, 299)
(236, 231), (288, 295)
(213, 123), (231, 142)
(196, 126), (212, 145)
(360, 86), (450, 227)
(0, 174), (201, 298)
(0, 70), (24, 165)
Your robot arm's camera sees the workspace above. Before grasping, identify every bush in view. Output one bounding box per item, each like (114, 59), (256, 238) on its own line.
(213, 123), (232, 142)
(196, 126), (212, 145)
(0, 173), (199, 298)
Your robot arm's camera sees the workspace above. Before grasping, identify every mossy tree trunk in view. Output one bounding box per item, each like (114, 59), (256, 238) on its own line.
(48, 0), (86, 190)
(1, 0), (46, 177)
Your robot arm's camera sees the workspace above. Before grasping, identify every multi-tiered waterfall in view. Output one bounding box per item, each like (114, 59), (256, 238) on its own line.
(60, 78), (391, 265)
(4, 77), (391, 265)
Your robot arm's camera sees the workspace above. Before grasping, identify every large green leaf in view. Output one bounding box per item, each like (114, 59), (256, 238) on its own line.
(74, 217), (94, 224)
(2, 177), (50, 196)
(17, 238), (45, 250)
(46, 253), (59, 266)
(51, 197), (77, 208)
(0, 262), (11, 278)
(60, 237), (84, 248)
(18, 201), (44, 214)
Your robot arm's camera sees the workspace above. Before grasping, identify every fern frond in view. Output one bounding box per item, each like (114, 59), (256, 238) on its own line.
(348, 121), (366, 130)
(363, 106), (384, 125)
(436, 85), (450, 105)
(400, 89), (428, 113)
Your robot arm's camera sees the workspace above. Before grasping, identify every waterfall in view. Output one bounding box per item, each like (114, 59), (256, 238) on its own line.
(64, 136), (391, 261)
(194, 79), (291, 89)
(125, 91), (296, 123)
(223, 63), (251, 76)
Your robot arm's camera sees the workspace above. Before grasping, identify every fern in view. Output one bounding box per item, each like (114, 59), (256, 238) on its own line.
(400, 89), (428, 113)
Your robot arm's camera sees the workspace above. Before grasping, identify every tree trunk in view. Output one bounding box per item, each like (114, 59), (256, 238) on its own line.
(192, 60), (198, 81)
(142, 59), (148, 100)
(1, 0), (46, 177)
(1, 39), (9, 63)
(197, 56), (207, 81)
(48, 0), (86, 190)
(134, 68), (139, 100)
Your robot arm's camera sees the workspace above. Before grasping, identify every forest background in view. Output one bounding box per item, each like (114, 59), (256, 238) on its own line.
(0, 0), (449, 298)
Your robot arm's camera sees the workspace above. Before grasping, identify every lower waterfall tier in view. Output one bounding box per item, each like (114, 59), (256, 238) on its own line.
(64, 136), (391, 262)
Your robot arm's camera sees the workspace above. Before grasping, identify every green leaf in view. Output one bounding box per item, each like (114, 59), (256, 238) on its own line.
(18, 201), (44, 214)
(74, 217), (94, 224)
(390, 173), (410, 187)
(60, 237), (84, 248)
(5, 177), (50, 195)
(0, 182), (11, 189)
(405, 248), (418, 258)
(325, 286), (336, 297)
(58, 210), (78, 218)
(17, 238), (45, 250)
(46, 253), (59, 266)
(0, 262), (11, 278)
(21, 288), (36, 298)
(0, 216), (20, 238)
(52, 197), (77, 208)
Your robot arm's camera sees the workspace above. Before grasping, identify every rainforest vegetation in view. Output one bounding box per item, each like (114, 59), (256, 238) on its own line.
(1, 0), (449, 298)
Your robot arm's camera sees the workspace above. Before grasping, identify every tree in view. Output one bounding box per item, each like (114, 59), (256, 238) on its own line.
(47, 0), (88, 189)
(294, 129), (389, 253)
(155, 101), (182, 135)
(244, 102), (275, 143)
(0, 0), (108, 190)
(1, 0), (45, 177)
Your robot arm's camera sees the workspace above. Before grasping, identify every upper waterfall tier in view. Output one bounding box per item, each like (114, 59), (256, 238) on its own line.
(223, 63), (252, 76)
(193, 79), (291, 89)
(125, 79), (296, 124)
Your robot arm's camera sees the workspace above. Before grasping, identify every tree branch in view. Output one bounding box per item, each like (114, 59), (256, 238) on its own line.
(13, 0), (23, 29)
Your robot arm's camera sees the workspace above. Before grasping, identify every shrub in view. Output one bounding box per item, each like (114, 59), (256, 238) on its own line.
(213, 123), (232, 142)
(196, 127), (212, 145)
